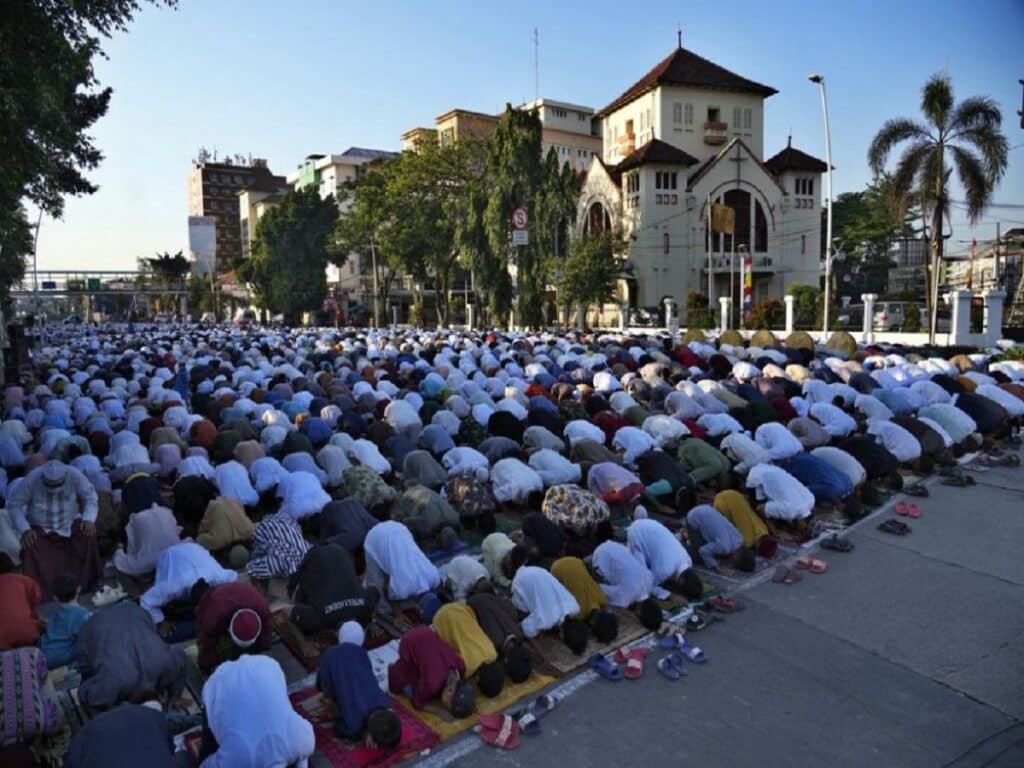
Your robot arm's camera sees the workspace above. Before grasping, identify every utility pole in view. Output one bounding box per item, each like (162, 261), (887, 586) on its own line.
(809, 74), (833, 336)
(996, 222), (1002, 291)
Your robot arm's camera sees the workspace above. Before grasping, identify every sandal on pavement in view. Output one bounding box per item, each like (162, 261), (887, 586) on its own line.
(878, 519), (911, 535)
(820, 534), (854, 553)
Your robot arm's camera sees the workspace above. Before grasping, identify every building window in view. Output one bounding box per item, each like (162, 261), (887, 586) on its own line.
(655, 172), (678, 191)
(743, 108), (752, 131)
(801, 234), (806, 255)
(625, 119), (633, 135)
(708, 107), (720, 123)
(553, 108), (567, 118)
(807, 178), (814, 195)
(732, 107), (742, 133)
(578, 111), (586, 121)
(684, 104), (694, 126)
(673, 102), (682, 124)
(440, 127), (454, 147)
(663, 233), (670, 254)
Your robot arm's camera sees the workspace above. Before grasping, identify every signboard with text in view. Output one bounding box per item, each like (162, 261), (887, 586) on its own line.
(512, 229), (529, 246)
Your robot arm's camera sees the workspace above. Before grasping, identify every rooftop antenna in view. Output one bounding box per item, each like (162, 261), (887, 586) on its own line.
(533, 27), (539, 103)
(677, 24), (682, 48)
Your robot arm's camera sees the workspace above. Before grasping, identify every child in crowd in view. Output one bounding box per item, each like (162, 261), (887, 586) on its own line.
(40, 571), (91, 668)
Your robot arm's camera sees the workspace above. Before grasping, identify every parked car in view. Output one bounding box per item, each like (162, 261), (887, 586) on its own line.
(873, 301), (951, 332)
(629, 306), (660, 327)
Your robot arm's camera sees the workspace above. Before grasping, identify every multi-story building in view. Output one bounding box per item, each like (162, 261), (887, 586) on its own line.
(945, 229), (1024, 295)
(575, 43), (826, 321)
(187, 157), (287, 273)
(887, 238), (928, 296)
(286, 148), (400, 308)
(238, 189), (285, 261)
(404, 99), (601, 173)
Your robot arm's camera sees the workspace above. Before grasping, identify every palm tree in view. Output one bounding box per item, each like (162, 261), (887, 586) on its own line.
(868, 73), (1008, 341)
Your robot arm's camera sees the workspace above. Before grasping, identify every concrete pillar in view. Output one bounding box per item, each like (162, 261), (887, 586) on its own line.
(861, 293), (878, 344)
(946, 289), (973, 345)
(467, 302), (474, 330)
(180, 295), (188, 319)
(619, 301), (628, 332)
(784, 294), (796, 334)
(719, 297), (732, 331)
(983, 290), (1006, 344)
(663, 297), (677, 333)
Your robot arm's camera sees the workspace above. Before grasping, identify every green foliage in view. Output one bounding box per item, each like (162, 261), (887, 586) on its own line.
(555, 231), (624, 324)
(144, 250), (191, 283)
(750, 299), (783, 330)
(237, 188), (339, 324)
(1, 1), (176, 299)
(901, 302), (922, 332)
(186, 275), (215, 315)
(868, 73), (1008, 338)
(999, 346), (1024, 361)
(786, 284), (821, 328)
(685, 292), (713, 329)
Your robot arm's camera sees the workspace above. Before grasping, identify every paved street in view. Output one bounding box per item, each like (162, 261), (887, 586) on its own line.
(428, 458), (1024, 768)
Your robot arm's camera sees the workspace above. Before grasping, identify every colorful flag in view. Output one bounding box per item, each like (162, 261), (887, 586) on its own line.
(743, 255), (753, 321)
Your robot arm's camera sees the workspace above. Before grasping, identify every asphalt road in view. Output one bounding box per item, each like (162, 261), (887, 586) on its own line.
(424, 456), (1024, 768)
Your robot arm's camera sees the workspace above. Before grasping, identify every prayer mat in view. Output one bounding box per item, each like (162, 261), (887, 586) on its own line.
(272, 609), (336, 672)
(461, 514), (521, 547)
(66, 684), (201, 726)
(180, 726), (203, 760)
(427, 539), (471, 564)
(290, 687), (439, 768)
(528, 607), (649, 676)
(695, 543), (799, 589)
(397, 670), (555, 743)
(28, 726), (73, 768)
(48, 664), (80, 690)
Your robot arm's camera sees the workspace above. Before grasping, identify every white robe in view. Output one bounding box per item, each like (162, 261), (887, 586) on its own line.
(745, 464), (814, 521)
(511, 566), (580, 638)
(867, 419), (922, 463)
(528, 449), (582, 487)
(592, 541), (654, 608)
(443, 555), (490, 601)
(754, 422), (803, 461)
(202, 655), (315, 768)
(363, 520), (440, 601)
(490, 458), (543, 504)
(626, 519), (692, 598)
(276, 471), (331, 520)
(214, 461), (259, 507)
(140, 541), (237, 623)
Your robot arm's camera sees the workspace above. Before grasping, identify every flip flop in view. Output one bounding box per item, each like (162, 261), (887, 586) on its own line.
(514, 695), (557, 735)
(820, 534), (854, 553)
(878, 519), (911, 535)
(808, 557), (828, 574)
(904, 482), (929, 497)
(904, 503), (921, 519)
(656, 655), (682, 681)
(659, 632), (686, 650)
(680, 639), (707, 664)
(588, 652), (623, 681)
(708, 595), (744, 613)
(795, 556), (813, 569)
(941, 475), (969, 487)
(612, 647), (648, 680)
(894, 501), (910, 517)
(477, 715), (520, 750)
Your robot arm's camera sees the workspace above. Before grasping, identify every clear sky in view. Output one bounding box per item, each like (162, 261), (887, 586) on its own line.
(31, 0), (1024, 271)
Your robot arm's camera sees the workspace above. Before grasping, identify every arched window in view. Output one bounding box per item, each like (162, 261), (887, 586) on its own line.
(585, 201), (610, 236)
(722, 189), (751, 252)
(754, 200), (768, 252)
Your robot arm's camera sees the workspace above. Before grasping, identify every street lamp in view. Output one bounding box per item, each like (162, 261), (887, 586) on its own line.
(809, 74), (834, 337)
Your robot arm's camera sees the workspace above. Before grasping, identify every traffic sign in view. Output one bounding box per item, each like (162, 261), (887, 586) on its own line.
(512, 229), (529, 246)
(512, 207), (529, 230)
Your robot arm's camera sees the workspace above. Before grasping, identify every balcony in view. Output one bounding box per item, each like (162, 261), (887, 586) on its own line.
(704, 121), (728, 145)
(617, 131), (636, 157)
(703, 254), (775, 272)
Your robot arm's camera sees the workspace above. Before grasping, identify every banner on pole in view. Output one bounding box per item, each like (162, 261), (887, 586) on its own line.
(743, 255), (753, 321)
(711, 204), (735, 235)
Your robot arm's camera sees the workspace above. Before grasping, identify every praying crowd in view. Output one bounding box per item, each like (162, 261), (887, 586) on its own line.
(1, 321), (1022, 766)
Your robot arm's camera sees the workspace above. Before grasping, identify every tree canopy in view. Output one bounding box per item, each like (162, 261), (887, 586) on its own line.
(1, 0), (176, 302)
(555, 230), (625, 326)
(868, 73), (1008, 339)
(143, 250), (191, 282)
(237, 188), (339, 324)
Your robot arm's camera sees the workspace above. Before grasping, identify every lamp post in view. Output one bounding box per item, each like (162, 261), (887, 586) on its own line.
(809, 74), (833, 337)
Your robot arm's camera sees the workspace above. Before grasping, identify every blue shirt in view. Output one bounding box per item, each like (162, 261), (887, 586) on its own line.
(40, 602), (90, 668)
(686, 505), (743, 568)
(778, 453), (854, 503)
(317, 644), (390, 739)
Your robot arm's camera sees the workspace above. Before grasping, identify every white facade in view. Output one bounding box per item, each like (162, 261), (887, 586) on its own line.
(521, 99), (602, 173)
(187, 216), (216, 276)
(576, 46), (825, 322)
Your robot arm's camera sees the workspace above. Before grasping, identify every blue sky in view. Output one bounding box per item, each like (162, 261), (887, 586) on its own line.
(33, 0), (1024, 270)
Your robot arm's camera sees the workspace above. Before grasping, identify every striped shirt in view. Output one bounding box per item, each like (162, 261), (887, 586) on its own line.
(8, 465), (98, 537)
(246, 512), (310, 580)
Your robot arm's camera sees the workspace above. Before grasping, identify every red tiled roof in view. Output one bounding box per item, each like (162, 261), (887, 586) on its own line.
(764, 143), (829, 175)
(616, 139), (699, 173)
(596, 47), (777, 118)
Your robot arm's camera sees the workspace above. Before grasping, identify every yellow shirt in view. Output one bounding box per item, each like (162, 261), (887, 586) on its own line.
(713, 490), (768, 549)
(433, 602), (497, 678)
(551, 556), (607, 619)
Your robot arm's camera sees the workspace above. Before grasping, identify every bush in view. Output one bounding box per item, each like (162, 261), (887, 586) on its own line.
(1000, 346), (1024, 361)
(901, 303), (921, 332)
(750, 299), (783, 330)
(786, 284), (821, 328)
(685, 291), (713, 329)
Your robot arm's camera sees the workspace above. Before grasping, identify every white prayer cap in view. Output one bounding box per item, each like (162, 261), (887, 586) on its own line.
(338, 621), (365, 647)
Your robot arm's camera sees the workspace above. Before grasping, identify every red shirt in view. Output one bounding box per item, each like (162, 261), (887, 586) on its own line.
(0, 574), (43, 650)
(387, 626), (464, 709)
(195, 582), (272, 671)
